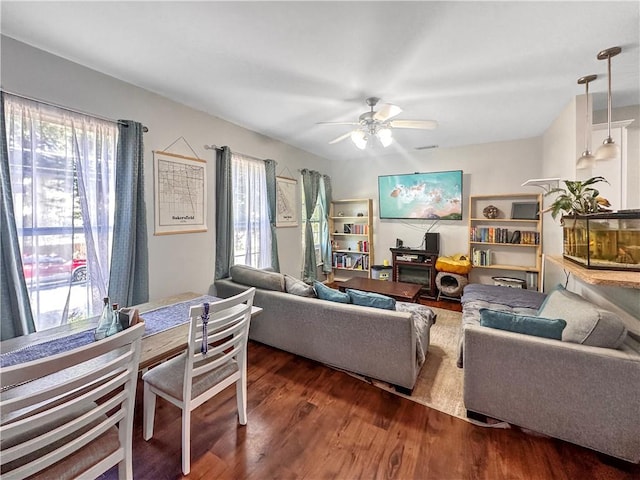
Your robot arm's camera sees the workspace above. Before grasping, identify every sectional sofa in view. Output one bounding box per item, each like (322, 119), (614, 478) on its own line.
(212, 265), (435, 391)
(460, 283), (640, 463)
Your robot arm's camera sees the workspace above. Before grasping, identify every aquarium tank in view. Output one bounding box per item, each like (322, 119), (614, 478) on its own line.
(563, 211), (640, 271)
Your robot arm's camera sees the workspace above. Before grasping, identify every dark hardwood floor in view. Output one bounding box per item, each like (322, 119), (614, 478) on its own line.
(122, 341), (638, 479)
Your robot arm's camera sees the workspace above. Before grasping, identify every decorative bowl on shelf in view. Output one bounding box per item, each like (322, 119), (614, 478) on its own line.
(483, 205), (499, 219)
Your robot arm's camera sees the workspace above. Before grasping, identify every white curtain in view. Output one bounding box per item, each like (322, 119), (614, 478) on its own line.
(4, 95), (117, 330)
(231, 153), (272, 268)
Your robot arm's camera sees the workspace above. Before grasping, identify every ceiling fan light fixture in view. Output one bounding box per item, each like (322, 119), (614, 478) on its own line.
(351, 130), (368, 150)
(376, 127), (393, 147)
(595, 46), (622, 162)
(320, 97), (437, 150)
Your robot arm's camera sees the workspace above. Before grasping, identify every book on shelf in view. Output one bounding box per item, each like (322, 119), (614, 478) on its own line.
(472, 248), (491, 266)
(340, 223), (369, 235)
(470, 227), (539, 245)
(356, 240), (371, 252)
(333, 252), (371, 270)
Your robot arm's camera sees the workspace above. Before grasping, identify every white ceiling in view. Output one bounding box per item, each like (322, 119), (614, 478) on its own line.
(2, 1), (639, 162)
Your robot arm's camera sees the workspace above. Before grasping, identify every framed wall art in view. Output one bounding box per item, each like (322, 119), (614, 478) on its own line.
(153, 150), (207, 235)
(276, 176), (298, 227)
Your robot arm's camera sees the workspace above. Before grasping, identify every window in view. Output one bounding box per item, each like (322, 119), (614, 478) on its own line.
(4, 95), (118, 331)
(301, 181), (324, 264)
(231, 153), (272, 268)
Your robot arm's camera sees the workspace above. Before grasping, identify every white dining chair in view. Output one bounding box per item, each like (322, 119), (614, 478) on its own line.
(142, 287), (256, 475)
(0, 321), (145, 480)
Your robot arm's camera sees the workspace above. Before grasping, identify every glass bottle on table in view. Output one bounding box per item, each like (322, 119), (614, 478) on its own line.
(95, 297), (112, 340)
(107, 302), (123, 337)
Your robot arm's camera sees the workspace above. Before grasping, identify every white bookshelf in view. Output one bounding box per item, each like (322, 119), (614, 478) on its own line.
(468, 193), (543, 290)
(329, 199), (373, 283)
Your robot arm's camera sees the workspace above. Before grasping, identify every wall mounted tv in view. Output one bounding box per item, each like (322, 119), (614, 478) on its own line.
(378, 170), (463, 220)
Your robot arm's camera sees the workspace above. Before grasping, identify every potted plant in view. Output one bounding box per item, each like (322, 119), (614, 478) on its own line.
(543, 176), (614, 262)
(543, 176), (611, 222)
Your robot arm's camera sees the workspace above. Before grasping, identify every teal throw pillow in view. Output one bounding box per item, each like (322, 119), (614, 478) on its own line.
(537, 284), (627, 349)
(479, 308), (566, 340)
(313, 281), (350, 304)
(346, 289), (396, 310)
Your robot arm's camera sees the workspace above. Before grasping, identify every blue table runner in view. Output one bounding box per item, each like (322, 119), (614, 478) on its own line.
(1, 295), (220, 368)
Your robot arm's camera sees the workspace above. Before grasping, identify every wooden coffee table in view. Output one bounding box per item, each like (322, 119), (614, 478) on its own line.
(338, 277), (422, 303)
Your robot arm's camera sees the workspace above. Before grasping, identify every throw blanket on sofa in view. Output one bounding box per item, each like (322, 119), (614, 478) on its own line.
(461, 283), (546, 308)
(458, 284), (547, 367)
(396, 302), (436, 367)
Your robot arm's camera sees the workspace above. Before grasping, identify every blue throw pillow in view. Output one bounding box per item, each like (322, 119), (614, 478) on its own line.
(346, 289), (396, 310)
(313, 281), (351, 304)
(479, 308), (566, 340)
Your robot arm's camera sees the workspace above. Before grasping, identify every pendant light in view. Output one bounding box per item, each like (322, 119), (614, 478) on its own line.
(595, 46), (622, 161)
(576, 74), (597, 170)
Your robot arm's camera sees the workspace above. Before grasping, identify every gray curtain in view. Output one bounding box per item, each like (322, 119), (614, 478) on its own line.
(320, 175), (333, 274)
(264, 159), (280, 272)
(214, 146), (234, 280)
(301, 169), (321, 282)
(108, 120), (149, 306)
(0, 92), (36, 339)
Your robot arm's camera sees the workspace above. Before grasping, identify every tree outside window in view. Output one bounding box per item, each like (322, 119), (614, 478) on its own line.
(4, 96), (117, 331)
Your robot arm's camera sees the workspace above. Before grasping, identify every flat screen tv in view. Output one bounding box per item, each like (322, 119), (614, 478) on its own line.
(378, 170), (463, 220)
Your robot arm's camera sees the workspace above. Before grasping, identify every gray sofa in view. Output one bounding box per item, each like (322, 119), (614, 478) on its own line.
(460, 283), (640, 463)
(212, 266), (435, 391)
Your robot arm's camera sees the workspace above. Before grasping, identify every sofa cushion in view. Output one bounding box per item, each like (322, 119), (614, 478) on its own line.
(537, 285), (628, 349)
(230, 264), (285, 292)
(346, 289), (396, 310)
(284, 274), (317, 297)
(313, 281), (350, 303)
(479, 308), (566, 340)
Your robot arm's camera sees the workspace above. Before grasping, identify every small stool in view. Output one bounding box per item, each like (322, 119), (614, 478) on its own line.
(436, 272), (468, 301)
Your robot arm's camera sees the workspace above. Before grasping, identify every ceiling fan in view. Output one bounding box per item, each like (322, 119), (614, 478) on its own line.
(317, 97), (438, 150)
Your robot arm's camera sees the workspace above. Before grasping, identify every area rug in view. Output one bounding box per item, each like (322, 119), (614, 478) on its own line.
(348, 307), (509, 428)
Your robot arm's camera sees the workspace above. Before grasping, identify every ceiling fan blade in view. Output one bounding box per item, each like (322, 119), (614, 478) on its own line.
(316, 121), (360, 126)
(389, 119), (438, 130)
(373, 103), (402, 122)
(328, 131), (355, 144)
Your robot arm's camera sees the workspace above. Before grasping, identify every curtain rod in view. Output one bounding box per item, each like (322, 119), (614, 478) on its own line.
(204, 144), (268, 163)
(1, 88), (149, 132)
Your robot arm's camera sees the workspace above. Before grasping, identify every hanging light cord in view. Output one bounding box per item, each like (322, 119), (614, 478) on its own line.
(606, 53), (612, 140)
(585, 79), (591, 150)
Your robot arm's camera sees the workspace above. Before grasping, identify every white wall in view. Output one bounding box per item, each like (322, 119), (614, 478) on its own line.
(593, 104), (640, 209)
(541, 96), (580, 258)
(1, 36), (330, 300)
(329, 137), (543, 266)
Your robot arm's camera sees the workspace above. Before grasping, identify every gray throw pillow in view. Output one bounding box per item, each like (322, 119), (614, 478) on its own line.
(230, 264), (285, 292)
(284, 275), (316, 297)
(537, 285), (627, 349)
